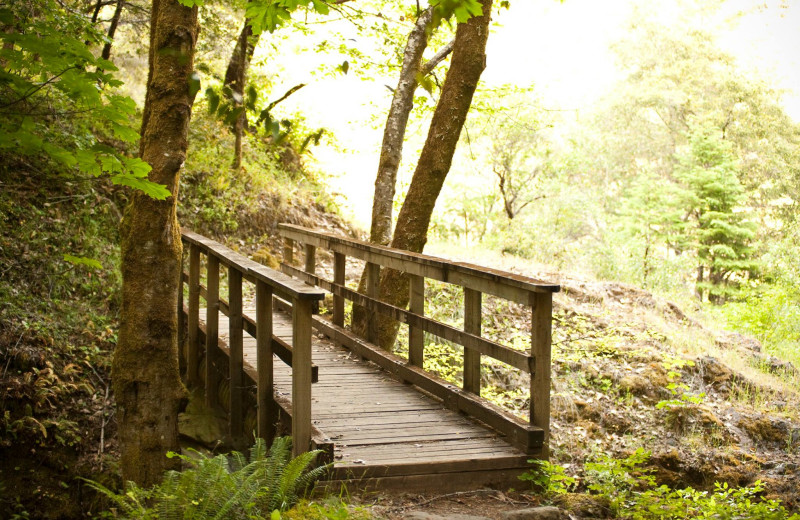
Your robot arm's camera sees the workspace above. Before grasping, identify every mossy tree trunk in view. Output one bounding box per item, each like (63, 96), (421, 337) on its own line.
(113, 0), (199, 488)
(371, 0), (493, 350)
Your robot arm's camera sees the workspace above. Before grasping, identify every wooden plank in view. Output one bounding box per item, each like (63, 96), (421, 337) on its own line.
(463, 288), (481, 395)
(205, 255), (220, 409)
(277, 224), (560, 301)
(229, 267), (244, 443)
(321, 468), (529, 494)
(408, 274), (424, 368)
(531, 292), (552, 460)
(330, 456), (529, 480)
(187, 313), (334, 459)
(308, 317), (544, 454)
(281, 265), (532, 373)
(332, 252), (345, 333)
(181, 229), (323, 302)
(256, 280), (276, 443)
(365, 262), (380, 344)
(292, 298), (313, 457)
(187, 243), (201, 387)
(304, 244), (316, 278)
(198, 293), (318, 382)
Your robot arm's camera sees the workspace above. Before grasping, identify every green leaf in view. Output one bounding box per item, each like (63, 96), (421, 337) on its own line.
(175, 0), (204, 6)
(339, 60), (349, 75)
(311, 0), (329, 15)
(63, 254), (102, 270)
(111, 173), (171, 200)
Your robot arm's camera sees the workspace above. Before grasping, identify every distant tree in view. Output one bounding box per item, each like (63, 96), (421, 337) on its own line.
(619, 166), (685, 286)
(114, 0), (199, 487)
(676, 127), (758, 302)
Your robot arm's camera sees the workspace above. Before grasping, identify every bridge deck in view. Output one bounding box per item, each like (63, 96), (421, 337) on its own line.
(212, 307), (531, 490)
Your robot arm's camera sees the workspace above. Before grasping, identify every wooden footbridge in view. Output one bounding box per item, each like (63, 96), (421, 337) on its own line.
(179, 225), (559, 491)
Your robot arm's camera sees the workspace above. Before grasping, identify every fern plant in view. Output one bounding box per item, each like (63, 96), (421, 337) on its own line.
(87, 436), (329, 519)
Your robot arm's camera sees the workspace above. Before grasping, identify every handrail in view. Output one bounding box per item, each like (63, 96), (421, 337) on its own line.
(179, 228), (325, 457)
(277, 224), (558, 456)
(278, 223), (559, 304)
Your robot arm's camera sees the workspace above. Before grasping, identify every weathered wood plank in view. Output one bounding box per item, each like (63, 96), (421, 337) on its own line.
(277, 224), (560, 301)
(280, 265), (532, 373)
(365, 262), (380, 344)
(307, 316), (544, 453)
(409, 274), (424, 367)
(531, 292), (552, 459)
(229, 267), (244, 444)
(187, 243), (200, 386)
(181, 229), (323, 302)
(205, 255), (220, 409)
(292, 299), (313, 457)
(256, 280), (275, 443)
(463, 288), (481, 395)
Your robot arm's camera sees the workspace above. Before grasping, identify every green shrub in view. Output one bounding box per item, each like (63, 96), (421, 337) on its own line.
(87, 437), (329, 519)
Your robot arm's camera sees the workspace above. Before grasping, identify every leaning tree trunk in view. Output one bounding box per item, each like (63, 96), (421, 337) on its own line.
(113, 0), (199, 488)
(369, 7), (434, 246)
(372, 0), (493, 351)
(224, 22), (256, 170)
(351, 10), (455, 337)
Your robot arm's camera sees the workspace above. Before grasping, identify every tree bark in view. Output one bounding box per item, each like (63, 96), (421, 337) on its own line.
(372, 0), (493, 350)
(224, 22), (257, 170)
(369, 7), (433, 246)
(113, 0), (198, 488)
(100, 0), (124, 61)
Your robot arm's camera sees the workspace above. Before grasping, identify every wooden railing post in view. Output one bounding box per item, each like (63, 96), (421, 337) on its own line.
(205, 254), (220, 409)
(283, 237), (295, 266)
(531, 292), (553, 458)
(256, 280), (276, 443)
(229, 267), (244, 444)
(409, 274), (425, 367)
(304, 244), (318, 314)
(463, 288), (482, 395)
(365, 262), (380, 344)
(291, 298), (313, 457)
(187, 243), (201, 386)
(333, 252), (346, 344)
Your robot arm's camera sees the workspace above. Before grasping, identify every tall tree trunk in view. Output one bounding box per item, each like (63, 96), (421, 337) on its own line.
(369, 7), (433, 246)
(351, 9), (454, 337)
(113, 0), (198, 488)
(100, 0), (124, 61)
(224, 22), (256, 170)
(373, 0), (493, 350)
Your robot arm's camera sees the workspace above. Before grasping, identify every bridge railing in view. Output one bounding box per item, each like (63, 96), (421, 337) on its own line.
(179, 229), (325, 456)
(277, 223), (560, 456)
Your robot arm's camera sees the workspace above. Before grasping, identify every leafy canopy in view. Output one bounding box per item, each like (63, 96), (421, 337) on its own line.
(0, 0), (169, 199)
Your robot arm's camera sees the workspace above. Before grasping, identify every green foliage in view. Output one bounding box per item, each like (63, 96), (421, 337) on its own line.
(87, 437), (329, 519)
(580, 449), (800, 519)
(676, 127), (759, 301)
(246, 0), (336, 34)
(0, 0), (169, 199)
(655, 356), (704, 410)
(518, 459), (576, 496)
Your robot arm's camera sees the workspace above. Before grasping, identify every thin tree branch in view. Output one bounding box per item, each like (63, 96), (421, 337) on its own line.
(266, 83), (306, 112)
(420, 39), (454, 76)
(0, 67), (78, 109)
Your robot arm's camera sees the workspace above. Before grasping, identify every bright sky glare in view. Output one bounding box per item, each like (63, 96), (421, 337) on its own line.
(271, 0), (800, 227)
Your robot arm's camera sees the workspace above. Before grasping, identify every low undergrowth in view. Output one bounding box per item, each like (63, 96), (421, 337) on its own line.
(522, 449), (800, 519)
